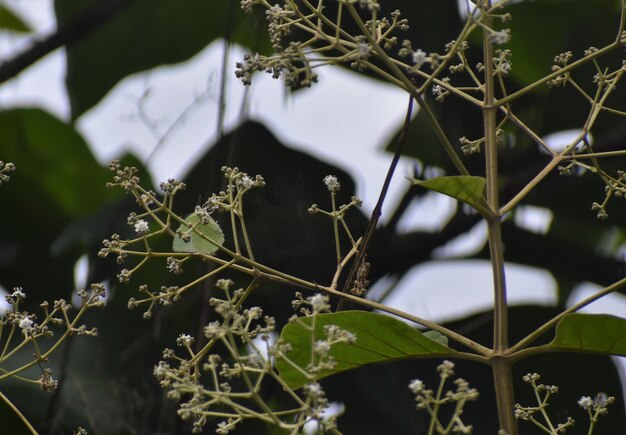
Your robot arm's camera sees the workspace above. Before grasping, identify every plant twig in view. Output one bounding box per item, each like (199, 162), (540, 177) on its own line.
(337, 95), (414, 310)
(0, 390), (37, 434)
(0, 0), (136, 84)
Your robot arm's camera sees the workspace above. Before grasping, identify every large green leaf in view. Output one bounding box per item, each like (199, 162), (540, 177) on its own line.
(0, 4), (31, 32)
(55, 0), (269, 119)
(412, 176), (486, 209)
(173, 212), (224, 254)
(276, 311), (456, 389)
(504, 0), (618, 85)
(0, 108), (119, 217)
(0, 108), (123, 300)
(547, 313), (626, 356)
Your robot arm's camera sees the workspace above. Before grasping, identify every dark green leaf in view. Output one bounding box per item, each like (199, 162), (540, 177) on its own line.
(412, 176), (486, 209)
(548, 313), (626, 356)
(55, 0), (269, 119)
(0, 4), (31, 32)
(505, 0), (618, 85)
(0, 107), (122, 300)
(0, 108), (120, 217)
(173, 212), (224, 254)
(277, 311), (456, 389)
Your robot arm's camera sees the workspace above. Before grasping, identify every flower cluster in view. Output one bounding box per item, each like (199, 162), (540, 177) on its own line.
(235, 45), (318, 88)
(514, 373), (587, 433)
(0, 160), (16, 186)
(1, 285), (105, 396)
(152, 283), (347, 433)
(408, 360), (478, 434)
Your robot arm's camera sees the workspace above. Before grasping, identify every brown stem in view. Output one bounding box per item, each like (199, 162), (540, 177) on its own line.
(337, 95), (414, 309)
(0, 0), (136, 84)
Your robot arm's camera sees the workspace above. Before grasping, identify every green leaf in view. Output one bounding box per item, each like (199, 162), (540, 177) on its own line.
(0, 108), (120, 217)
(504, 0), (617, 85)
(172, 212), (224, 254)
(412, 176), (486, 209)
(55, 0), (269, 119)
(548, 313), (626, 357)
(0, 4), (31, 32)
(276, 311), (456, 389)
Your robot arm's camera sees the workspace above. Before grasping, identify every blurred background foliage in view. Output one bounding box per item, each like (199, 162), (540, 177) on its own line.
(0, 0), (625, 433)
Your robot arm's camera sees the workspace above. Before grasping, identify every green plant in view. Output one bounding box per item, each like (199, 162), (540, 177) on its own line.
(2, 0), (626, 433)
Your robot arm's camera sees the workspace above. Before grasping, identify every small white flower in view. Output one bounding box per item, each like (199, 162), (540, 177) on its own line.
(323, 175), (341, 192)
(238, 175), (254, 189)
(304, 382), (324, 398)
(408, 379), (424, 393)
(11, 287), (26, 299)
(314, 340), (331, 354)
(139, 193), (154, 206)
(18, 315), (36, 336)
(578, 396), (593, 410)
(411, 49), (427, 68)
(176, 334), (194, 346)
(19, 316), (33, 330)
(153, 361), (170, 378)
(308, 293), (330, 313)
(357, 42), (371, 59)
(134, 219), (149, 235)
(490, 29), (511, 45)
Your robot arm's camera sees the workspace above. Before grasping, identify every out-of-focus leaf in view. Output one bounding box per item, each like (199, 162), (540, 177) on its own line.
(504, 0), (618, 85)
(173, 212), (224, 254)
(277, 311), (456, 389)
(547, 313), (626, 356)
(0, 108), (121, 300)
(412, 176), (485, 209)
(0, 108), (119, 217)
(55, 0), (269, 119)
(0, 4), (31, 32)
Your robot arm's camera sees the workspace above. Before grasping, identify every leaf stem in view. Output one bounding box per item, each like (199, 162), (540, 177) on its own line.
(481, 1), (516, 432)
(0, 390), (38, 434)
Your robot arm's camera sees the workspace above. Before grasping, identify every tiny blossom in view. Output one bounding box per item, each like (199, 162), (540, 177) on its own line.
(578, 396), (593, 410)
(40, 370), (58, 392)
(177, 334), (195, 346)
(357, 42), (371, 60)
(134, 219), (150, 235)
(408, 379), (424, 393)
(166, 257), (182, 274)
(522, 372), (540, 383)
(431, 79), (450, 102)
(314, 340), (331, 354)
(139, 193), (154, 206)
(204, 321), (225, 339)
(117, 269), (132, 283)
(308, 293), (331, 313)
(490, 29), (511, 45)
(437, 360), (455, 376)
(411, 49), (427, 68)
(11, 287), (26, 299)
(154, 360), (171, 378)
(304, 382), (324, 398)
(323, 175), (341, 193)
(19, 316), (34, 331)
(239, 175), (254, 189)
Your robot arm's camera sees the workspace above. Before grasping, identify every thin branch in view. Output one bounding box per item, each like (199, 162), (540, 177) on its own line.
(0, 0), (136, 84)
(0, 390), (37, 434)
(508, 275), (626, 355)
(337, 95), (414, 309)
